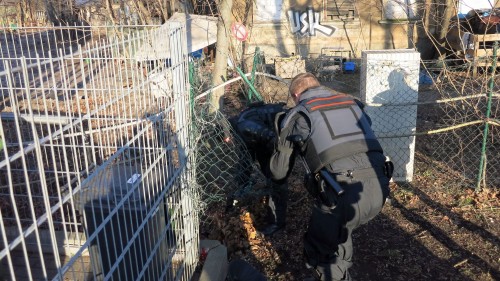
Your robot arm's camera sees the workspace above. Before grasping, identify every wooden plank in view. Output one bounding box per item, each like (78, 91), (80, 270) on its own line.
(470, 34), (500, 77)
(473, 33), (500, 42)
(475, 49), (496, 56)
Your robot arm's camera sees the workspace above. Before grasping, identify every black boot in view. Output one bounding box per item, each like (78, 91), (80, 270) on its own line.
(227, 259), (267, 281)
(303, 263), (322, 281)
(260, 223), (285, 236)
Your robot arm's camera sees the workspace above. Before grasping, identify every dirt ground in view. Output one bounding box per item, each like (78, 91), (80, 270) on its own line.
(201, 163), (499, 281)
(199, 70), (500, 281)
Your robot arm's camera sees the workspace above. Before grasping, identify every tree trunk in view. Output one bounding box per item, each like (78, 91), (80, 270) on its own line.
(135, 1), (153, 25)
(416, 0), (438, 59)
(104, 0), (117, 25)
(28, 0), (35, 24)
(429, 0), (457, 59)
(210, 0), (233, 112)
(241, 0), (253, 72)
(438, 0), (456, 44)
(18, 1), (26, 26)
(155, 0), (169, 21)
(119, 0), (125, 24)
(44, 0), (58, 24)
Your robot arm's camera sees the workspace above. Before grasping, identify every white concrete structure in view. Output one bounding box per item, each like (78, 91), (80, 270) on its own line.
(360, 49), (420, 182)
(134, 12), (217, 61)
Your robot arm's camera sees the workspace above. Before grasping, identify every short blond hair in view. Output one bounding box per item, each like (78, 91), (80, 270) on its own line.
(289, 73), (320, 97)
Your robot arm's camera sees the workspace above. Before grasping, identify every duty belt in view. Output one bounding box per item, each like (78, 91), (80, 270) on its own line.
(331, 165), (387, 182)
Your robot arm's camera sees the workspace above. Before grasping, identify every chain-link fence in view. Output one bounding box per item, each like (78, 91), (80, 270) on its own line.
(2, 9), (498, 281)
(224, 48), (499, 194)
(416, 58), (500, 190)
(188, 47), (291, 227)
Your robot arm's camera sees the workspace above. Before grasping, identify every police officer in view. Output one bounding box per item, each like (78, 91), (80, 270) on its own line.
(269, 73), (391, 281)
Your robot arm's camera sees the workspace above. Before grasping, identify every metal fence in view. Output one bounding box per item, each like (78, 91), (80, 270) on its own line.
(0, 24), (198, 281)
(1, 22), (499, 281)
(414, 62), (500, 190)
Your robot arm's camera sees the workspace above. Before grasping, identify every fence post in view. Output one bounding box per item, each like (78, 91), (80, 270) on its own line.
(234, 66), (263, 102)
(476, 41), (498, 191)
(189, 60), (197, 122)
(250, 47), (261, 85)
(170, 21), (200, 272)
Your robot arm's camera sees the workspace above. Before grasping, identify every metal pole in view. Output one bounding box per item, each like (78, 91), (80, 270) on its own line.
(250, 47), (261, 85)
(476, 41), (497, 191)
(189, 60), (196, 122)
(170, 21), (199, 270)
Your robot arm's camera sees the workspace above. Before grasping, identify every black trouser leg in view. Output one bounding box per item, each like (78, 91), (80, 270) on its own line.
(267, 181), (288, 227)
(303, 202), (349, 281)
(304, 176), (389, 281)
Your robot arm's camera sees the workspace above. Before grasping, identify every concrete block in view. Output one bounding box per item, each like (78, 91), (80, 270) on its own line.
(199, 240), (228, 281)
(360, 49), (420, 182)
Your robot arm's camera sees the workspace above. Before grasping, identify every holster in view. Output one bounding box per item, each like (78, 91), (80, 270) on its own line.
(384, 159), (394, 179)
(304, 173), (338, 208)
(317, 177), (338, 208)
(304, 173), (318, 198)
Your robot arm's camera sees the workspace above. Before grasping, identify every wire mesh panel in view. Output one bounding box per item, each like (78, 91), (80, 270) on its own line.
(188, 67), (292, 231)
(0, 24), (198, 281)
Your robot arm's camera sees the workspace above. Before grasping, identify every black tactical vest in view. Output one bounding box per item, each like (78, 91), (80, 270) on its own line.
(282, 87), (383, 173)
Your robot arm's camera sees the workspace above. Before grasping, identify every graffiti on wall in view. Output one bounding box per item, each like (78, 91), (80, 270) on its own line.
(288, 7), (336, 36)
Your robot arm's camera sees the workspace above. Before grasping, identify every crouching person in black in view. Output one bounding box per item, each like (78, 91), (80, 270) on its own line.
(231, 102), (289, 236)
(269, 73), (392, 281)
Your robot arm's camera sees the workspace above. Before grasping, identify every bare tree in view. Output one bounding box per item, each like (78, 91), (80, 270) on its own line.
(418, 0), (458, 59)
(437, 0), (457, 46)
(210, 0), (233, 111)
(44, 0), (79, 24)
(18, 0), (25, 26)
(104, 0), (118, 25)
(134, 1), (153, 24)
